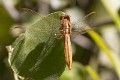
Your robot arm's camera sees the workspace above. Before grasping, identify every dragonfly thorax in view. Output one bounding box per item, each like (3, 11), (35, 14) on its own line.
(61, 15), (72, 35)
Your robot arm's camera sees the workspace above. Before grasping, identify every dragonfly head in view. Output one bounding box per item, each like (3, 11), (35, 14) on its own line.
(61, 14), (70, 21)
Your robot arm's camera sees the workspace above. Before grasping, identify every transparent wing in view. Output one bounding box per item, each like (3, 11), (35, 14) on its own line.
(28, 13), (62, 33)
(71, 24), (93, 39)
(71, 12), (96, 39)
(20, 9), (63, 36)
(72, 20), (93, 33)
(24, 11), (63, 45)
(20, 8), (44, 19)
(19, 8), (45, 25)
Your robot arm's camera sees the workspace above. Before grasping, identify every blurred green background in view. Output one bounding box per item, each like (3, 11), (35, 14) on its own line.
(0, 0), (120, 80)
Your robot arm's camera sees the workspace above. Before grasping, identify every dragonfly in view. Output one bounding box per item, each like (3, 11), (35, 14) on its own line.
(20, 8), (95, 70)
(60, 14), (73, 70)
(60, 13), (95, 70)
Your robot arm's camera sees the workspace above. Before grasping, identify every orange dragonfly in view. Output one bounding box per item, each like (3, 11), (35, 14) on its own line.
(60, 12), (95, 70)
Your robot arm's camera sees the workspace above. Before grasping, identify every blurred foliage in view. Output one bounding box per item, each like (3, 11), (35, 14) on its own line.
(0, 0), (120, 80)
(0, 6), (14, 45)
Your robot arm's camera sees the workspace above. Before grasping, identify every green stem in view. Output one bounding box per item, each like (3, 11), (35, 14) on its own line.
(88, 31), (120, 79)
(101, 0), (120, 31)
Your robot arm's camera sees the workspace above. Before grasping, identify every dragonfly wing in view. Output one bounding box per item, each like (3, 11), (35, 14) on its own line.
(20, 8), (45, 25)
(71, 20), (93, 39)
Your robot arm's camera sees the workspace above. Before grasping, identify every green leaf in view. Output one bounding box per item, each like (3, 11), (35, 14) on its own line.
(9, 11), (66, 80)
